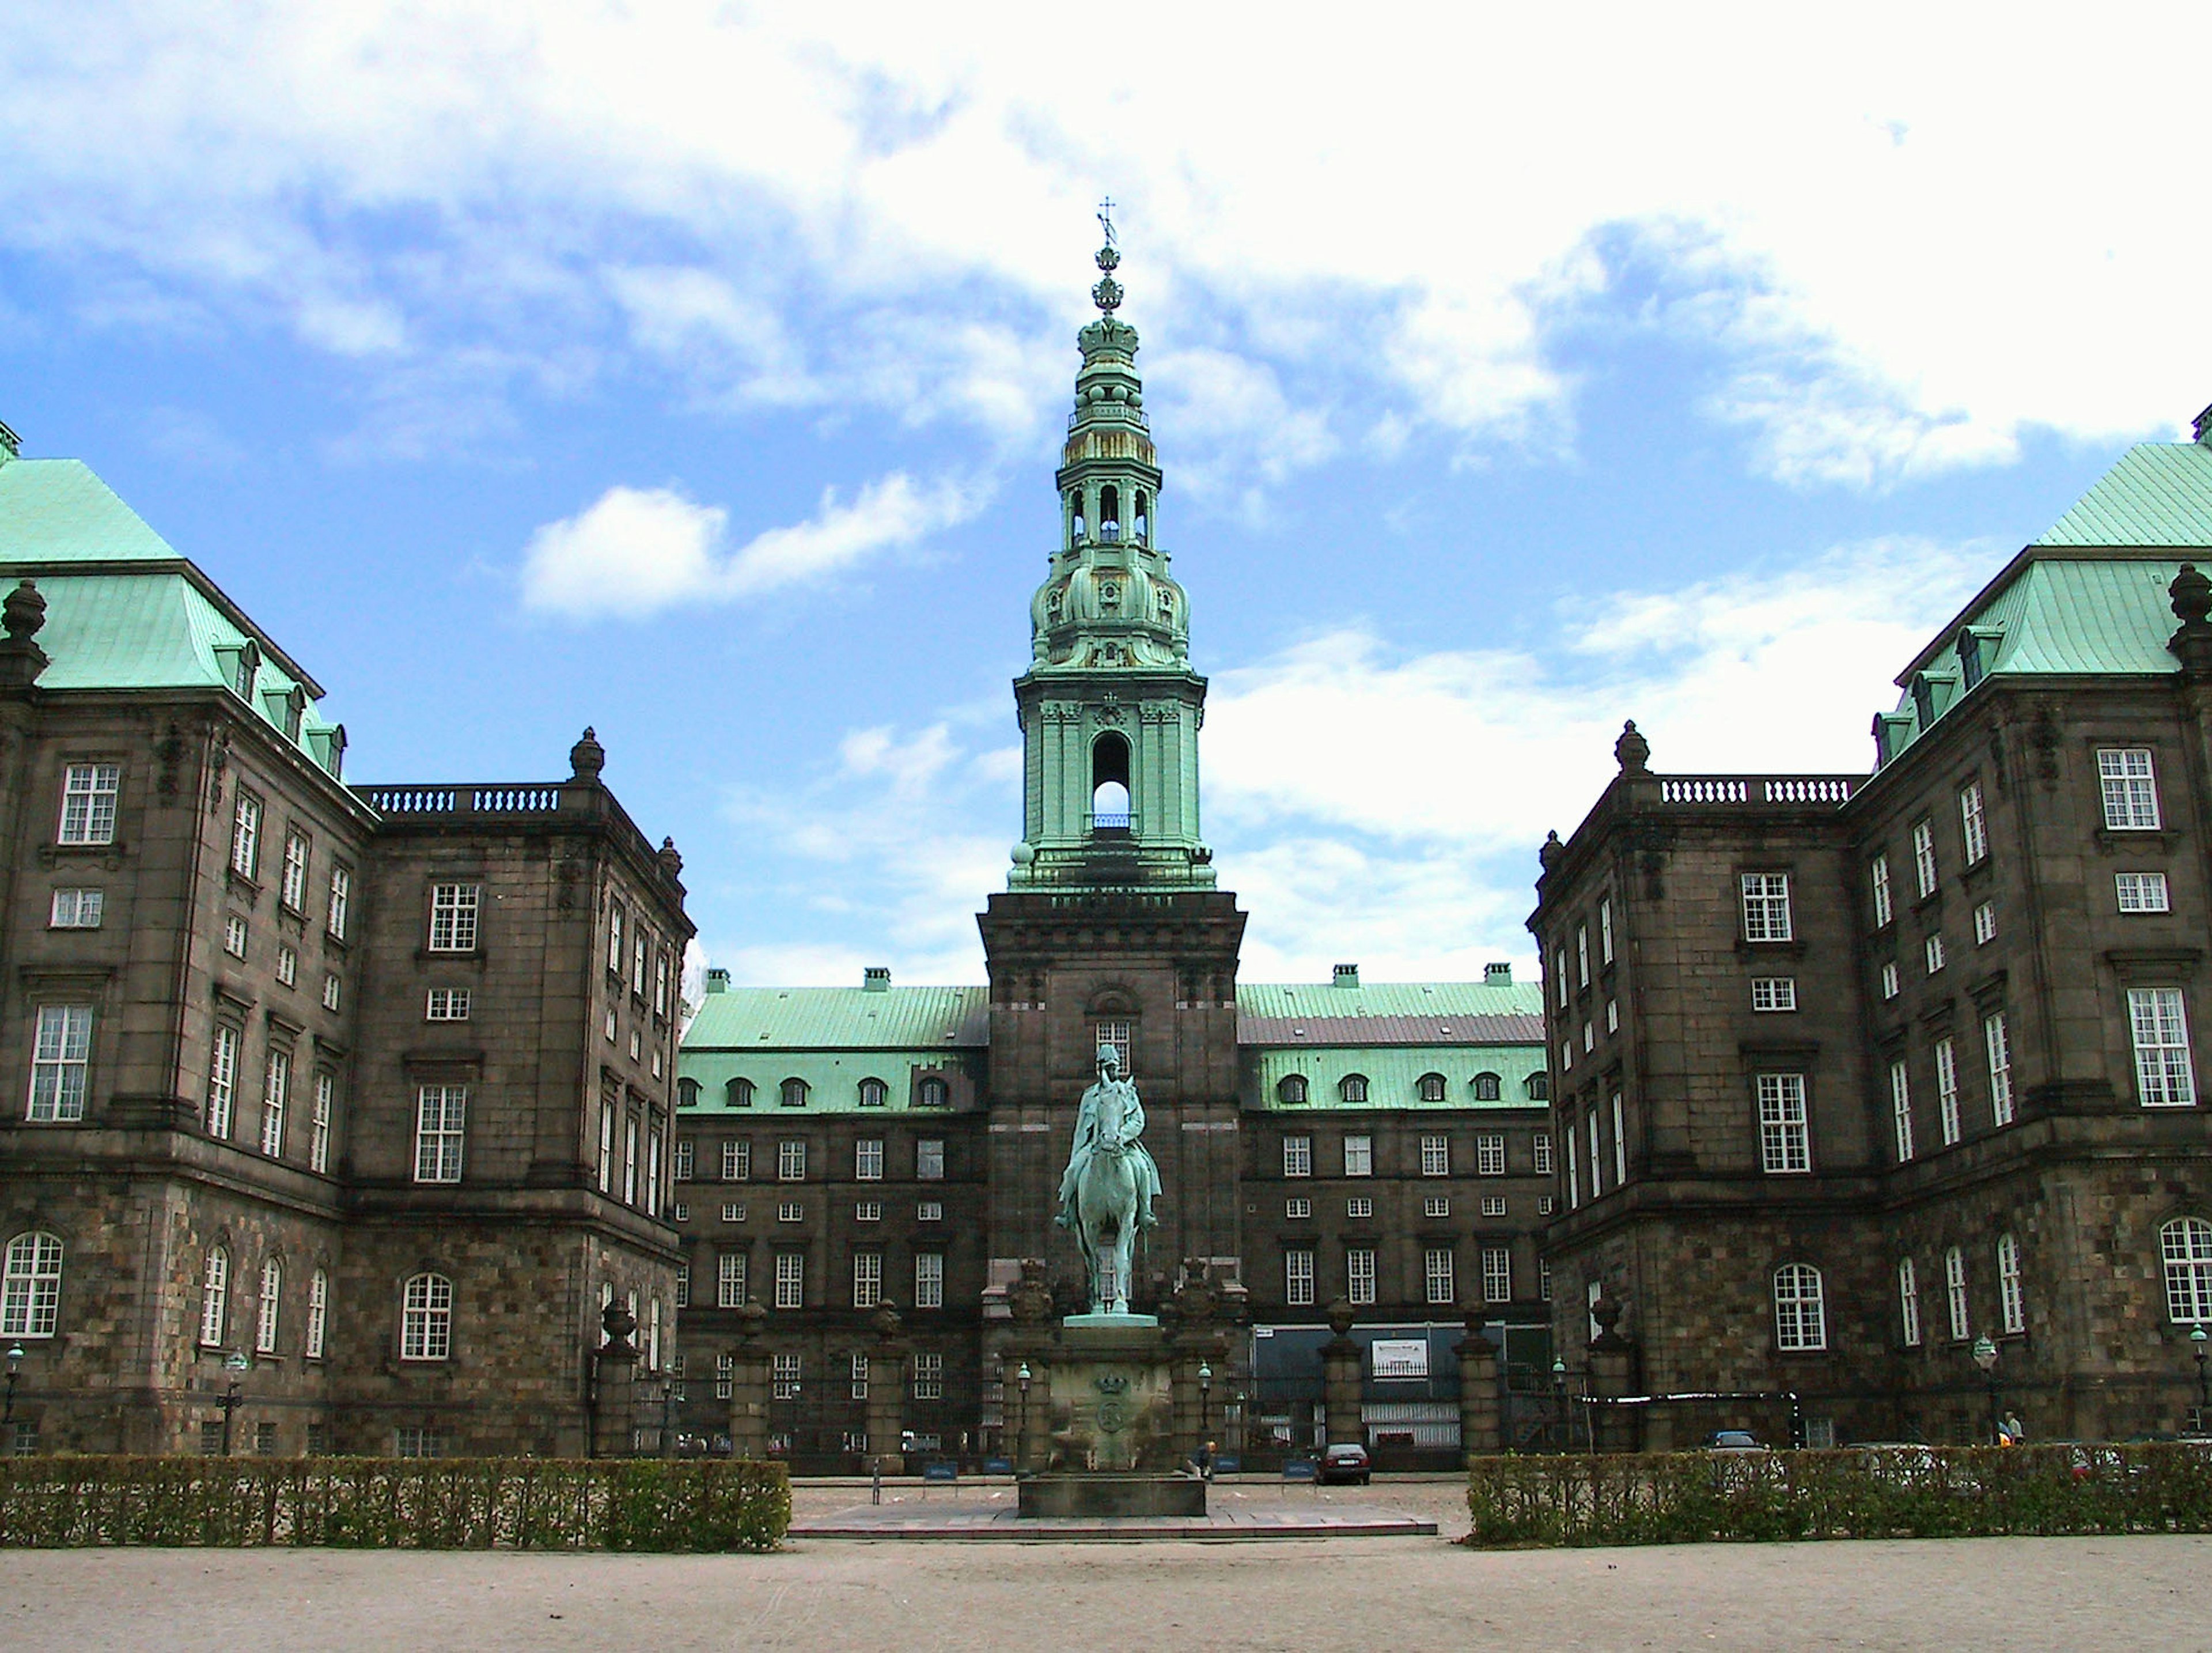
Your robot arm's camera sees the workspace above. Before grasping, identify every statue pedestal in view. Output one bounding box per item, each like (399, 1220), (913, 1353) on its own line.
(1021, 1312), (1205, 1518)
(1018, 1473), (1205, 1518)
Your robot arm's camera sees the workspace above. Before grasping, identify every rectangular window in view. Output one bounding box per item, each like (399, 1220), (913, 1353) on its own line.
(673, 1138), (694, 1181)
(1346, 1246), (1376, 1306)
(1881, 960), (1900, 1000)
(1605, 999), (1619, 1034)
(1343, 1134), (1373, 1177)
(1094, 1019), (1131, 1072)
(1567, 1124), (1580, 1208)
(722, 1140), (749, 1181)
(771, 1352), (801, 1398)
(1539, 1258), (1552, 1302)
(1740, 873), (1793, 941)
(654, 951), (671, 1019)
(224, 914), (248, 959)
(715, 1352), (735, 1399)
(1538, 1195), (1555, 1216)
(48, 887), (103, 928)
(855, 1200), (881, 1223)
(1554, 950), (1568, 1009)
(1751, 977), (1797, 1012)
(306, 1269), (328, 1359)
(1476, 1133), (1506, 1176)
(274, 945), (298, 988)
(2099, 747), (2161, 830)
(672, 1201), (689, 1223)
(1576, 924), (1590, 988)
(1960, 782), (1988, 865)
(1973, 901), (1997, 946)
(231, 792), (262, 877)
(413, 1084), (466, 1182)
(1479, 1194), (1505, 1218)
(1482, 1247), (1512, 1304)
(1936, 1037), (1961, 1147)
(1871, 855), (1893, 928)
(1532, 1133), (1552, 1175)
(1945, 1247), (1970, 1340)
(428, 883), (480, 952)
(1425, 1247), (1455, 1306)
(425, 989), (471, 1022)
(777, 1139), (806, 1180)
(1420, 1134), (1449, 1177)
(1757, 1073), (1810, 1174)
(1588, 1110), (1603, 1197)
(1285, 1249), (1315, 1307)
(607, 905), (624, 974)
(2118, 872), (2172, 913)
(717, 1252), (747, 1308)
(199, 1250), (228, 1346)
(912, 1351), (944, 1401)
(855, 1139), (883, 1181)
(1600, 897), (1614, 965)
(773, 1251), (804, 1310)
(917, 1138), (945, 1181)
(1898, 1257), (1922, 1347)
(321, 974), (340, 1012)
(1997, 1234), (2025, 1334)
(26, 1005), (92, 1122)
(623, 1117), (638, 1205)
(1986, 1012), (2015, 1126)
(206, 1023), (238, 1137)
(1425, 1195), (1452, 1218)
(326, 865), (351, 940)
(777, 1200), (802, 1224)
(255, 1258), (282, 1354)
(852, 1251), (882, 1309)
(2130, 987), (2198, 1107)
(1890, 1060), (1914, 1162)
(1283, 1194), (1315, 1221)
(1612, 1092), (1627, 1188)
(1925, 933), (1946, 975)
(914, 1251), (944, 1310)
(916, 1200), (942, 1223)
(1911, 819), (1938, 898)
(1282, 1135), (1312, 1178)
(845, 1352), (867, 1401)
(721, 1202), (745, 1223)
(259, 1049), (289, 1158)
(1346, 1196), (1373, 1219)
(58, 763), (120, 845)
(281, 831), (310, 911)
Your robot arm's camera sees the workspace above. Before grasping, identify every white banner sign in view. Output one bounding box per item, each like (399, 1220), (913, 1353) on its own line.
(1369, 1338), (1429, 1379)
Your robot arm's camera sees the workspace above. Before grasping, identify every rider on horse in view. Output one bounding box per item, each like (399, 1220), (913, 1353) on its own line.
(1054, 1042), (1162, 1231)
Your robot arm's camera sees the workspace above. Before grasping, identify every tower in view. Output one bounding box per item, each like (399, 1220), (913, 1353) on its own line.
(980, 217), (1246, 1295)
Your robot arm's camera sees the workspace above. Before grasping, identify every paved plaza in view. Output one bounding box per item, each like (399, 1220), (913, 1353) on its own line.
(6, 1480), (2211, 1652)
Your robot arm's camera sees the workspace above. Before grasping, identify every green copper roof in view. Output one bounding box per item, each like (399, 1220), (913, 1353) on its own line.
(0, 459), (184, 563)
(1248, 1045), (1547, 1114)
(2035, 441), (2212, 547)
(1236, 979), (1543, 1026)
(683, 986), (991, 1051)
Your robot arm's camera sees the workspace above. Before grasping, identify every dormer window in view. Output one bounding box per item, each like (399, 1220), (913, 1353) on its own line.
(1277, 1075), (1308, 1105)
(282, 687), (305, 743)
(216, 641), (262, 701)
(1959, 630), (1984, 690)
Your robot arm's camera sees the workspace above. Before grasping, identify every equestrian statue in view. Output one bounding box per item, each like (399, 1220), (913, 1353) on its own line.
(1054, 1042), (1162, 1315)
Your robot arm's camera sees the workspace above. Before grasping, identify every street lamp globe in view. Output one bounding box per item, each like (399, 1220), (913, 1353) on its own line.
(1971, 1336), (1999, 1374)
(5, 1345), (21, 1376)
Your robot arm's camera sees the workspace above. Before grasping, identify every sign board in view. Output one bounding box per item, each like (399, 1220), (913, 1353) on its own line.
(1369, 1338), (1429, 1379)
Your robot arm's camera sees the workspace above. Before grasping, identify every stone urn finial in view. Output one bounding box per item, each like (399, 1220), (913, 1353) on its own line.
(1539, 829), (1564, 872)
(570, 726), (607, 781)
(1614, 718), (1651, 774)
(657, 835), (683, 878)
(1325, 1296), (1355, 1340)
(1590, 1292), (1630, 1349)
(3, 579), (46, 642)
(870, 1302), (904, 1342)
(2169, 566), (2212, 672)
(600, 1298), (638, 1359)
(733, 1297), (767, 1346)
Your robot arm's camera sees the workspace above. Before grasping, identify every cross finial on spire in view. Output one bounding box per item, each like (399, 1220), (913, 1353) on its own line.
(1097, 197), (1118, 249)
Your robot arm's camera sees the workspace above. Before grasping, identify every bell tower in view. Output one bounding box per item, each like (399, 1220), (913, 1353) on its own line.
(980, 210), (1246, 1302)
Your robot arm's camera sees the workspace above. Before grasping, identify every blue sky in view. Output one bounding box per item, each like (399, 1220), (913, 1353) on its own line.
(4, 6), (2208, 989)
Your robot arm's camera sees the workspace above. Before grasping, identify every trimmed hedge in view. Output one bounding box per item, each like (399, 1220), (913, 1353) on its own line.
(1466, 1444), (2212, 1547)
(0, 1457), (790, 1552)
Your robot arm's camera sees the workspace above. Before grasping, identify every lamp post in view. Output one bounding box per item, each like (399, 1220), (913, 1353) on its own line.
(2192, 1326), (2210, 1433)
(3, 1344), (22, 1432)
(1551, 1357), (1569, 1452)
(1971, 1336), (2001, 1445)
(1198, 1360), (1213, 1449)
(1015, 1361), (1032, 1472)
(220, 1351), (251, 1457)
(660, 1376), (683, 1458)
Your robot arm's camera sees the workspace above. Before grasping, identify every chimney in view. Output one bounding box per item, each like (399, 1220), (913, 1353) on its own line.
(704, 969), (730, 994)
(1332, 963), (1359, 989)
(863, 966), (891, 992)
(1484, 962), (1513, 986)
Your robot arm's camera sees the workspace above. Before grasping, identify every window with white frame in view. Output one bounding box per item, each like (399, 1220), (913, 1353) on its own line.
(1282, 1135), (1312, 1178)
(1338, 1074), (1368, 1104)
(2129, 987), (2198, 1107)
(281, 831), (310, 912)
(260, 1049), (289, 1158)
(851, 1251), (882, 1309)
(1561, 1039), (1573, 1072)
(771, 1353), (801, 1399)
(673, 1263), (689, 1309)
(1342, 1134), (1373, 1177)
(1480, 1194), (1505, 1218)
(1285, 1248), (1315, 1306)
(673, 1138), (694, 1181)
(855, 1139), (883, 1181)
(722, 1140), (749, 1181)
(27, 1005), (92, 1122)
(1554, 950), (1569, 1009)
(1741, 872), (1793, 941)
(1996, 1232), (2025, 1334)
(1960, 782), (1988, 865)
(1772, 1264), (1826, 1351)
(1539, 1195), (1555, 1215)
(654, 951), (671, 1019)
(607, 904), (624, 974)
(912, 1351), (945, 1400)
(1423, 1195), (1450, 1218)
(1420, 1134), (1449, 1177)
(1935, 1037), (1960, 1147)
(1612, 1092), (1627, 1187)
(1588, 1110), (1604, 1198)
(2162, 1217), (2212, 1323)
(1533, 1133), (1552, 1175)
(1539, 1258), (1552, 1300)
(717, 1252), (747, 1308)
(776, 1200), (802, 1223)
(1094, 1019), (1131, 1072)
(326, 865), (351, 940)
(1425, 1247), (1455, 1306)
(1600, 896), (1615, 964)
(305, 1268), (328, 1359)
(1606, 1000), (1619, 1034)
(199, 1246), (229, 1346)
(1880, 960), (1900, 1000)
(2099, 747), (2160, 830)
(916, 1200), (942, 1223)
(1973, 901), (1997, 946)
(1346, 1197), (1373, 1219)
(2118, 872), (2172, 913)
(1346, 1246), (1377, 1306)
(1890, 1060), (1915, 1162)
(425, 989), (471, 1022)
(1945, 1247), (1969, 1340)
(1567, 1126), (1580, 1209)
(1911, 819), (1938, 898)
(1576, 924), (1590, 988)
(1476, 1133), (1506, 1176)
(914, 1251), (944, 1309)
(427, 883), (479, 952)
(721, 1202), (746, 1223)
(413, 1085), (466, 1183)
(1871, 854), (1893, 928)
(1985, 1013), (2014, 1126)
(857, 1076), (887, 1109)
(773, 1251), (804, 1310)
(1, 1232), (63, 1339)
(1925, 933), (1946, 975)
(48, 887), (103, 929)
(855, 1200), (881, 1223)
(321, 973), (340, 1013)
(224, 914), (248, 959)
(206, 1024), (239, 1138)
(918, 1076), (950, 1109)
(918, 1138), (945, 1181)
(58, 763), (120, 845)
(256, 1257), (282, 1354)
(1419, 1071), (1448, 1102)
(300, 1071), (331, 1174)
(1482, 1246), (1512, 1304)
(1897, 1257), (1922, 1347)
(1757, 1073), (1810, 1173)
(231, 792), (262, 878)
(777, 1139), (806, 1181)
(779, 1077), (808, 1109)
(632, 933), (648, 997)
(1752, 977), (1797, 1012)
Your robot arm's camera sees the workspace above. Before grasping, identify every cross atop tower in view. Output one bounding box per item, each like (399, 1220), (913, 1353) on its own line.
(1097, 197), (1118, 249)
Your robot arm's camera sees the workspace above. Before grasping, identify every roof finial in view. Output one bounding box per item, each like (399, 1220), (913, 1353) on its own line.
(1097, 196), (1118, 249)
(1092, 198), (1123, 314)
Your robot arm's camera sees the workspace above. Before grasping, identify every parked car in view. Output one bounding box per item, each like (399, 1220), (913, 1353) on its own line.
(1707, 1430), (1767, 1452)
(1317, 1443), (1372, 1485)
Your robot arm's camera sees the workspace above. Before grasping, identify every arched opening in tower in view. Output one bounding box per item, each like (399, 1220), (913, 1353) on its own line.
(1090, 732), (1131, 832)
(1069, 489), (1087, 543)
(1099, 485), (1121, 543)
(1132, 489), (1148, 543)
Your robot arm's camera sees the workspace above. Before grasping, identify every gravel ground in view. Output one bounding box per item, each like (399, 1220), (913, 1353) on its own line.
(5, 1482), (2210, 1652)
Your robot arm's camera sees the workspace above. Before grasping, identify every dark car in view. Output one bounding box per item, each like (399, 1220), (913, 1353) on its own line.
(1317, 1442), (1371, 1485)
(1707, 1429), (1766, 1452)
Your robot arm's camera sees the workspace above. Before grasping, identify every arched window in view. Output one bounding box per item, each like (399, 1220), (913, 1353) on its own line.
(256, 1257), (283, 1354)
(1091, 733), (1131, 831)
(1772, 1264), (1827, 1351)
(401, 1273), (453, 1362)
(918, 1076), (950, 1109)
(1472, 1072), (1502, 1102)
(1, 1231), (63, 1340)
(1099, 485), (1120, 542)
(727, 1077), (755, 1109)
(1132, 489), (1149, 543)
(1069, 490), (1087, 543)
(1418, 1072), (1447, 1103)
(1525, 1073), (1550, 1102)
(1277, 1075), (1308, 1106)
(199, 1246), (229, 1348)
(779, 1077), (808, 1109)
(2163, 1217), (2212, 1323)
(676, 1077), (700, 1109)
(1339, 1075), (1368, 1104)
(858, 1077), (888, 1109)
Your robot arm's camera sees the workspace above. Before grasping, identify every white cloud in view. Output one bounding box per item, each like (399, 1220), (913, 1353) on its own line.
(519, 471), (981, 619)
